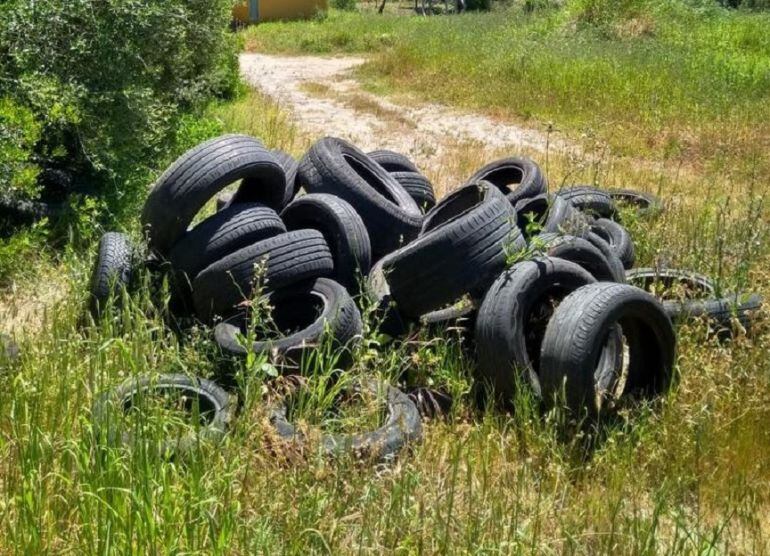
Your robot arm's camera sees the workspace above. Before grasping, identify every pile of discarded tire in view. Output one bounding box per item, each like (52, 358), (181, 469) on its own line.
(90, 134), (763, 459)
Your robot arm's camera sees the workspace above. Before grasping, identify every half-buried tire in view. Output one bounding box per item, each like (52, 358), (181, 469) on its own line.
(90, 232), (134, 318)
(268, 379), (422, 462)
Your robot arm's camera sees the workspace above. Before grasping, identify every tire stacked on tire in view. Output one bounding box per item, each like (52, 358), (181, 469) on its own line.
(88, 136), (763, 459)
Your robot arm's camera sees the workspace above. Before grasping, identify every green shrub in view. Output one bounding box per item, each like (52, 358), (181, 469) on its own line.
(718, 0), (770, 7)
(0, 0), (239, 214)
(0, 97), (41, 201)
(465, 0), (493, 9)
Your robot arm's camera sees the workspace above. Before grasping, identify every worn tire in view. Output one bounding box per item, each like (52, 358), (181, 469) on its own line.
(299, 138), (422, 258)
(268, 379), (422, 462)
(382, 183), (523, 318)
(92, 373), (233, 456)
(539, 283), (676, 415)
(556, 186), (616, 218)
(515, 194), (589, 238)
(408, 387), (453, 420)
(626, 268), (761, 334)
(590, 218), (635, 270)
(475, 257), (597, 405)
(582, 231), (627, 283)
(669, 293), (763, 335)
(390, 171), (436, 213)
(281, 194), (371, 290)
(625, 267), (715, 297)
(535, 233), (624, 283)
(215, 278), (362, 371)
(169, 204), (286, 281)
(466, 157), (547, 206)
(90, 232), (134, 317)
(368, 149), (420, 173)
(609, 188), (662, 217)
(192, 230), (334, 322)
(141, 135), (286, 255)
(273, 150), (300, 206)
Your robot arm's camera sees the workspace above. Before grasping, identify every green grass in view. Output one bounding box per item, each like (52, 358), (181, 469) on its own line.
(0, 86), (769, 552)
(243, 2), (770, 176)
(2, 5), (770, 551)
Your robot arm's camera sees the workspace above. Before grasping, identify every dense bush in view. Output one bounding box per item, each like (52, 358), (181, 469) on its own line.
(465, 0), (493, 9)
(0, 0), (239, 211)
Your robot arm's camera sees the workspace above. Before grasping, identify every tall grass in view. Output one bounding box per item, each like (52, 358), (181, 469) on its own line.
(243, 3), (770, 176)
(1, 86), (769, 551)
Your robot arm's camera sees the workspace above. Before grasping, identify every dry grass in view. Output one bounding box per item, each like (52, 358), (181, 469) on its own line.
(1, 9), (770, 551)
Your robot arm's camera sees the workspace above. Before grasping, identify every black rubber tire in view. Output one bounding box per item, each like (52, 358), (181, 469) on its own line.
(475, 257), (597, 405)
(591, 218), (635, 270)
(609, 188), (663, 217)
(466, 157), (547, 206)
(382, 183), (523, 318)
(268, 379), (422, 462)
(535, 233), (624, 283)
(407, 387), (453, 420)
(539, 283), (676, 415)
(141, 135), (286, 255)
(219, 151), (298, 210)
(626, 268), (761, 334)
(668, 293), (763, 335)
(365, 257), (411, 338)
(214, 278), (363, 371)
(625, 268), (715, 296)
(0, 196), (64, 230)
(368, 149), (420, 173)
(299, 138), (422, 258)
(281, 194), (371, 290)
(169, 204), (286, 281)
(90, 232), (134, 317)
(92, 373), (233, 456)
(582, 231), (627, 283)
(390, 172), (436, 213)
(192, 230), (334, 322)
(273, 150), (300, 207)
(515, 194), (589, 238)
(556, 186), (616, 218)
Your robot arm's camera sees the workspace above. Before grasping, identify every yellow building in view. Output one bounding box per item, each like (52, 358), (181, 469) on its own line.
(233, 0), (328, 23)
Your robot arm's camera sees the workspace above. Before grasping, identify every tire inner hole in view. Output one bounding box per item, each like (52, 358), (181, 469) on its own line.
(423, 184), (485, 232)
(485, 166), (524, 191)
(122, 386), (217, 428)
(344, 154), (399, 205)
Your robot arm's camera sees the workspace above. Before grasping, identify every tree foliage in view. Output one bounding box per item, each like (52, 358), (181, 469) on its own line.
(0, 0), (239, 204)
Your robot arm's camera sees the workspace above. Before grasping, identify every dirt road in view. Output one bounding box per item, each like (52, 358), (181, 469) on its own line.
(239, 53), (576, 176)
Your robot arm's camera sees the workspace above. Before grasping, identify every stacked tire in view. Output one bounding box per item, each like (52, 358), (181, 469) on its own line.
(87, 135), (762, 453)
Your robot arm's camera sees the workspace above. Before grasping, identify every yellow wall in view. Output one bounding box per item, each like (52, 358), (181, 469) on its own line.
(233, 0), (328, 23)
